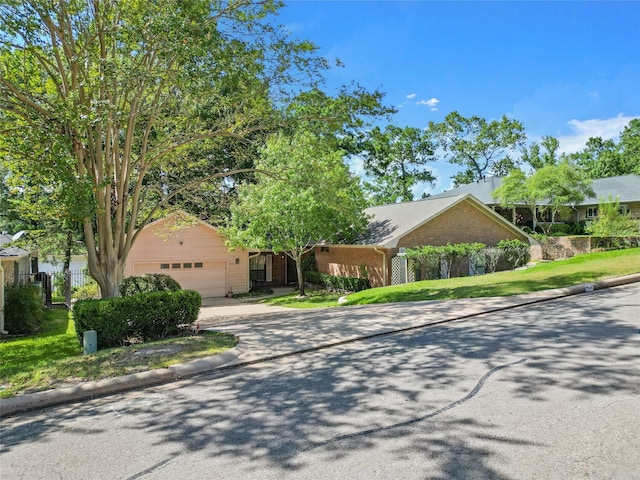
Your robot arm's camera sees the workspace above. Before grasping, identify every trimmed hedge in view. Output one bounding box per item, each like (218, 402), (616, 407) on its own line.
(3, 283), (45, 334)
(73, 289), (201, 349)
(119, 274), (182, 297)
(305, 271), (371, 292)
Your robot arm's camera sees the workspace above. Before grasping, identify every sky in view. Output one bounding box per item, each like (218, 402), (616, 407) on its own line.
(274, 0), (640, 195)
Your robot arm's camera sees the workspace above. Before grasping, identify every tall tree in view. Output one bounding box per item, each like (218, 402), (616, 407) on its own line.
(568, 137), (625, 179)
(223, 131), (369, 296)
(521, 136), (560, 170)
(360, 125), (436, 205)
(619, 119), (640, 175)
(0, 0), (328, 297)
(428, 111), (526, 186)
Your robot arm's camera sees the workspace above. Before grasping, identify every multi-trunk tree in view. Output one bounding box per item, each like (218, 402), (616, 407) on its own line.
(0, 0), (329, 297)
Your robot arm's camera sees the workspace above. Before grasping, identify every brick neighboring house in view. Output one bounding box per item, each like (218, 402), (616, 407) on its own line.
(312, 193), (534, 288)
(428, 174), (640, 229)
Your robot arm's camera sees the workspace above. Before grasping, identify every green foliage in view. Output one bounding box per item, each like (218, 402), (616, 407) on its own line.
(405, 242), (487, 279)
(72, 281), (101, 300)
(3, 284), (45, 334)
(224, 130), (369, 296)
(427, 111), (526, 186)
(361, 125), (436, 204)
(73, 290), (202, 349)
(585, 197), (640, 236)
(119, 274), (182, 297)
(304, 271), (371, 292)
(496, 239), (531, 268)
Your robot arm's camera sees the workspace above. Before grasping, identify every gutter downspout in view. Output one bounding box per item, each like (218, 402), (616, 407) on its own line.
(0, 263), (6, 335)
(373, 247), (387, 287)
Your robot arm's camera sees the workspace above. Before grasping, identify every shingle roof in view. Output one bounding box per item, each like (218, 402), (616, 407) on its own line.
(358, 193), (528, 248)
(0, 233), (30, 258)
(429, 174), (640, 206)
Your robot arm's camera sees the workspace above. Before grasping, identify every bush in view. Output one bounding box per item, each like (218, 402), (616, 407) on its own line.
(3, 283), (45, 334)
(72, 281), (101, 300)
(497, 239), (531, 269)
(73, 289), (201, 349)
(119, 274), (182, 297)
(304, 271), (371, 292)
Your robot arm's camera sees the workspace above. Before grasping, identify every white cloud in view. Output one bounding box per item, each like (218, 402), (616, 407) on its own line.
(347, 155), (365, 177)
(406, 93), (416, 99)
(557, 113), (639, 154)
(417, 97), (440, 111)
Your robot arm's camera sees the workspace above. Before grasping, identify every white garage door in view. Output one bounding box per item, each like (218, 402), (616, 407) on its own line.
(132, 261), (227, 298)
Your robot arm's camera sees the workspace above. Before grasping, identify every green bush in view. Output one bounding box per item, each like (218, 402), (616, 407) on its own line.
(305, 271), (371, 292)
(72, 281), (101, 300)
(3, 283), (45, 334)
(73, 289), (201, 349)
(497, 239), (531, 269)
(119, 274), (182, 297)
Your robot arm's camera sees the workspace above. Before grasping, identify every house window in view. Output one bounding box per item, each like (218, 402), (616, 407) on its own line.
(194, 262), (203, 268)
(586, 207), (598, 219)
(183, 263), (192, 269)
(172, 263), (181, 269)
(160, 263), (170, 269)
(321, 246), (330, 252)
(619, 204), (630, 215)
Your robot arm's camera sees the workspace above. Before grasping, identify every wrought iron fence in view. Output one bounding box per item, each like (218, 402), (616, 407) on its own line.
(17, 270), (92, 307)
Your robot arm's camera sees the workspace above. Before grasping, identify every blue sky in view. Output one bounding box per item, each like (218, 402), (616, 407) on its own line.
(275, 1), (640, 195)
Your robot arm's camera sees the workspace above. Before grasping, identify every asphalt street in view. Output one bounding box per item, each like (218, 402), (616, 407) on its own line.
(1, 284), (639, 479)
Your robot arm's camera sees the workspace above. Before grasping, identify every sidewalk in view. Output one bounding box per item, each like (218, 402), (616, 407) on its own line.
(2, 274), (639, 417)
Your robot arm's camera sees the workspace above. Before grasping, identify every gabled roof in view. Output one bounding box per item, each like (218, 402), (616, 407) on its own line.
(358, 193), (531, 248)
(428, 174), (640, 206)
(0, 233), (31, 259)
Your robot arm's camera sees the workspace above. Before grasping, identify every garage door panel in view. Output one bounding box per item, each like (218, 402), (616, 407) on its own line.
(132, 261), (227, 298)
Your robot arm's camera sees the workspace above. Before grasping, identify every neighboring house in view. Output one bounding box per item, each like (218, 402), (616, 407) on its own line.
(312, 193), (534, 288)
(124, 213), (250, 298)
(428, 174), (640, 229)
(0, 233), (38, 285)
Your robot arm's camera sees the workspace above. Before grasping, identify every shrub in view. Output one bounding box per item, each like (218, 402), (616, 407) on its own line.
(304, 271), (370, 292)
(72, 281), (101, 300)
(73, 289), (201, 349)
(3, 283), (45, 334)
(497, 239), (531, 268)
(119, 274), (182, 297)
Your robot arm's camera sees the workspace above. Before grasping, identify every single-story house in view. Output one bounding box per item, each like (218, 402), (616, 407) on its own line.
(312, 193), (535, 288)
(124, 214), (249, 298)
(428, 174), (640, 228)
(0, 232), (38, 285)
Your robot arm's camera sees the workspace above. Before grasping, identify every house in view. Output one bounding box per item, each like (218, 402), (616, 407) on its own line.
(428, 174), (640, 229)
(312, 193), (534, 288)
(124, 213), (250, 298)
(0, 232), (38, 285)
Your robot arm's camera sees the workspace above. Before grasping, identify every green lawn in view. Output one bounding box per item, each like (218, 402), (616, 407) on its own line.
(0, 309), (237, 398)
(264, 248), (640, 308)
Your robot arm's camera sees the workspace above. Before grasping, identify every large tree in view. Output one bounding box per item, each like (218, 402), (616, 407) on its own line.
(0, 0), (327, 297)
(223, 131), (369, 296)
(568, 137), (625, 179)
(521, 136), (560, 170)
(428, 111), (526, 186)
(360, 125), (436, 205)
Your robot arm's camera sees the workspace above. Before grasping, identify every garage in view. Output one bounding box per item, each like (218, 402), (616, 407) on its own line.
(132, 260), (228, 298)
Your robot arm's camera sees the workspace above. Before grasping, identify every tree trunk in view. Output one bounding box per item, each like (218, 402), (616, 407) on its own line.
(295, 255), (306, 297)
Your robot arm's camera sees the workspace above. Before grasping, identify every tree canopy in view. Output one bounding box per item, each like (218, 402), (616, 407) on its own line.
(0, 0), (334, 297)
(360, 125), (436, 205)
(223, 131), (369, 296)
(428, 111), (526, 187)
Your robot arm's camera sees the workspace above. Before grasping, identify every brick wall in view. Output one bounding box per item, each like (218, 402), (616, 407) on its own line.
(397, 200), (528, 248)
(314, 246), (387, 287)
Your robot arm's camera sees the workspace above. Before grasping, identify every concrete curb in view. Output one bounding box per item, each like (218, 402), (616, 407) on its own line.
(2, 274), (639, 418)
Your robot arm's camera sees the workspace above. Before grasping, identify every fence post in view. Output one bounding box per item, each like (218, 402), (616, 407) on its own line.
(65, 270), (72, 309)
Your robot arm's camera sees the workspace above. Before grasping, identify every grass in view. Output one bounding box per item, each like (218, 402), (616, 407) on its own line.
(0, 309), (237, 399)
(264, 288), (344, 308)
(263, 248), (640, 308)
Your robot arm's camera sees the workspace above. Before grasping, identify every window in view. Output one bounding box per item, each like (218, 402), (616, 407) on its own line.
(194, 262), (203, 268)
(320, 246), (330, 252)
(160, 263), (170, 269)
(172, 263), (181, 269)
(586, 207), (598, 219)
(183, 263), (192, 269)
(619, 204), (630, 215)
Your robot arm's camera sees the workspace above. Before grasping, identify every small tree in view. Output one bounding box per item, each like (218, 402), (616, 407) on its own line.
(223, 131), (369, 296)
(585, 197), (640, 236)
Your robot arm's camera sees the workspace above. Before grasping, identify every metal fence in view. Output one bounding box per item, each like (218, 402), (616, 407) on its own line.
(17, 270), (91, 307)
